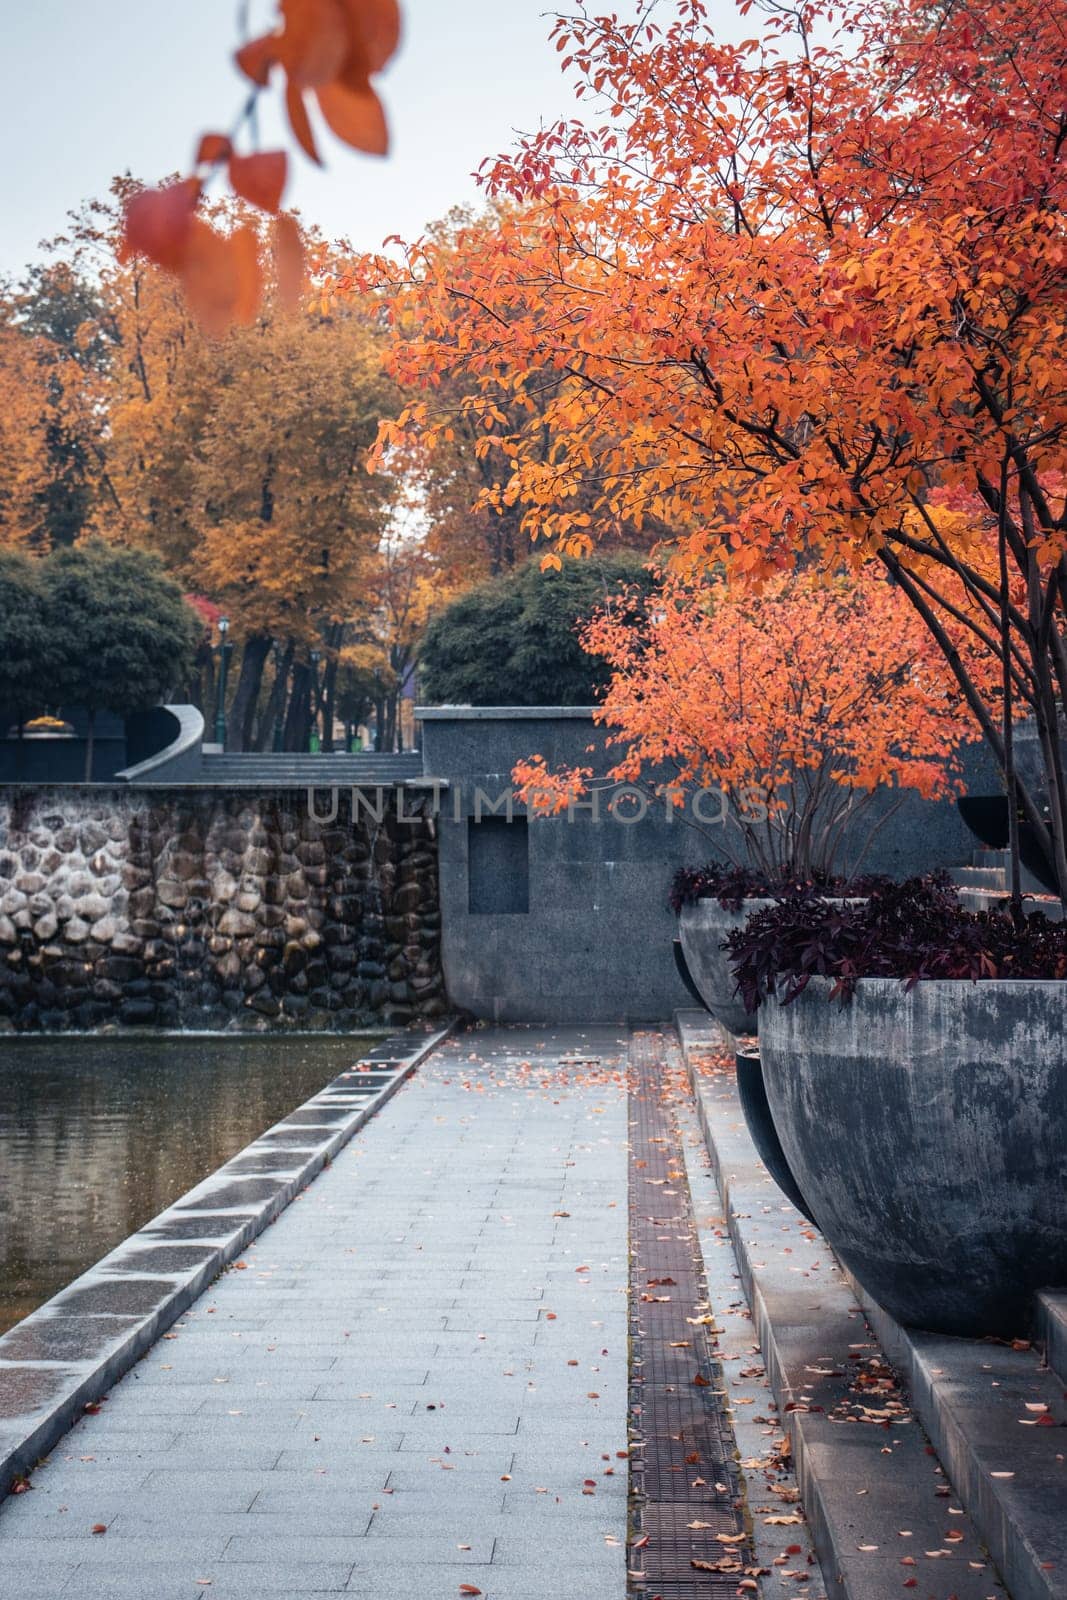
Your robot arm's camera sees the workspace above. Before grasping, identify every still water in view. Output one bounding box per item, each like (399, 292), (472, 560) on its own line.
(0, 1033), (385, 1335)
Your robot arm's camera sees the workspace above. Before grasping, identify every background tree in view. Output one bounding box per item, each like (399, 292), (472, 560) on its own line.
(0, 318), (52, 549)
(46, 541), (200, 780)
(32, 184), (402, 750)
(0, 550), (51, 737)
(419, 551), (653, 706)
(189, 298), (398, 748)
(9, 262), (113, 548)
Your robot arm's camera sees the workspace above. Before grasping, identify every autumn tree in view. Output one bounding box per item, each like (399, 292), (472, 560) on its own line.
(382, 0), (1067, 905)
(8, 263), (113, 548)
(375, 206), (685, 588)
(0, 316), (52, 549)
(36, 184), (400, 749)
(188, 297), (399, 749)
(515, 567), (983, 880)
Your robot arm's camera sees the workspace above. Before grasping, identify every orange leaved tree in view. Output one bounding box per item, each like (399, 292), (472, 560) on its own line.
(383, 0), (1067, 905)
(514, 567), (983, 882)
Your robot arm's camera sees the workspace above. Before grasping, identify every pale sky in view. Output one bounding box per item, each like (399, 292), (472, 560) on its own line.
(0, 0), (660, 280)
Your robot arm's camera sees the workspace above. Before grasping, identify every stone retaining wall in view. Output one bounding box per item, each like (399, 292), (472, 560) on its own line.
(0, 788), (444, 1032)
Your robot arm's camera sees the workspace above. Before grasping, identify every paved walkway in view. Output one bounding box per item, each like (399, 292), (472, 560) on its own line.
(0, 1028), (630, 1600)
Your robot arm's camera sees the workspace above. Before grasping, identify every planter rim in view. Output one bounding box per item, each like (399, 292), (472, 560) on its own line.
(786, 973), (1067, 993)
(681, 893), (865, 909)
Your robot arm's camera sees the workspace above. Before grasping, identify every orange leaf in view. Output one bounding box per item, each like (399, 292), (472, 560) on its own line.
(232, 226), (264, 325)
(278, 0), (349, 87)
(122, 179), (200, 271)
(315, 78), (388, 155)
(458, 1588), (482, 1597)
(179, 220), (244, 338)
(197, 132), (232, 165)
(329, 0), (401, 98)
(91, 1524), (107, 1535)
(228, 151), (288, 214)
(286, 82), (322, 164)
(235, 33), (278, 86)
(272, 214), (306, 309)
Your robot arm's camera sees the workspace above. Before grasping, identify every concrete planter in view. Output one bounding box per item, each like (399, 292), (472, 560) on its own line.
(760, 976), (1067, 1337)
(678, 898), (773, 1035)
(734, 1045), (815, 1222)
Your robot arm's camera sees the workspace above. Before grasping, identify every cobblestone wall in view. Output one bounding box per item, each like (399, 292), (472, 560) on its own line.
(0, 788), (444, 1032)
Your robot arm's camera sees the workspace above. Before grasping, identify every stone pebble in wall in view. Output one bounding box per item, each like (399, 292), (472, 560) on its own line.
(0, 788), (444, 1033)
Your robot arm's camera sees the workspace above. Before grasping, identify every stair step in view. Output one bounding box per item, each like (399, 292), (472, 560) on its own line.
(950, 865), (1007, 888)
(678, 1015), (1067, 1600)
(1038, 1292), (1067, 1387)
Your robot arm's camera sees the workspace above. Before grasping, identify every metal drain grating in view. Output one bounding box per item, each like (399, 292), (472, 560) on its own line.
(628, 1032), (752, 1598)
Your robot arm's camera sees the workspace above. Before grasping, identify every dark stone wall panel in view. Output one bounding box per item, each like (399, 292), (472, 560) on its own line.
(0, 787), (443, 1033)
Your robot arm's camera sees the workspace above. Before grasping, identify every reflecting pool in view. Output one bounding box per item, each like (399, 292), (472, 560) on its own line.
(0, 1033), (385, 1334)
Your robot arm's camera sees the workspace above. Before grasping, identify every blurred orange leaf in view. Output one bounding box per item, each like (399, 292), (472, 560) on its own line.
(339, 0), (401, 76)
(229, 150), (288, 213)
(272, 214), (306, 308)
(232, 226), (264, 324)
(278, 0), (349, 87)
(197, 132), (232, 164)
(180, 220), (245, 338)
(122, 180), (200, 271)
(286, 81), (322, 163)
(316, 77), (388, 154)
(235, 33), (278, 86)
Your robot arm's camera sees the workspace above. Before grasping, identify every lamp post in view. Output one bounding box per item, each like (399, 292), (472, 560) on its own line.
(271, 639), (286, 752)
(214, 616), (233, 748)
(308, 649), (321, 753)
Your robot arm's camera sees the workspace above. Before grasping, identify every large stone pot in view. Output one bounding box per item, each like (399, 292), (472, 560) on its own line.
(735, 1045), (816, 1223)
(677, 898), (773, 1035)
(760, 977), (1067, 1337)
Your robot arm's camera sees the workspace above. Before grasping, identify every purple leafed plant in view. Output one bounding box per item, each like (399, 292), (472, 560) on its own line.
(669, 862), (891, 914)
(724, 873), (1067, 1011)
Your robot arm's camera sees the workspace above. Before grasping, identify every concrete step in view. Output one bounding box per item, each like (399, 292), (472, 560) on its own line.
(1037, 1292), (1067, 1388)
(972, 849), (1010, 869)
(199, 754), (426, 787)
(949, 865), (1008, 889)
(957, 887), (1065, 920)
(676, 1016), (1012, 1600)
(677, 1014), (1067, 1600)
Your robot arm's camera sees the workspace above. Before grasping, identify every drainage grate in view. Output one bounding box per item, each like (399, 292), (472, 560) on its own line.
(628, 1032), (751, 1599)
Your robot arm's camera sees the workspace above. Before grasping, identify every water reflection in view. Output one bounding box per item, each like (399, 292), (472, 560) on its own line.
(0, 1033), (384, 1334)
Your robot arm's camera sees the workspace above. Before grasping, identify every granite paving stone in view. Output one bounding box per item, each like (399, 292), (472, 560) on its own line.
(0, 1028), (628, 1599)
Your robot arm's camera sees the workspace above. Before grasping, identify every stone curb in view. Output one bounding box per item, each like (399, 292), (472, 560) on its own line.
(0, 1021), (455, 1503)
(675, 1010), (1010, 1600)
(1037, 1293), (1067, 1388)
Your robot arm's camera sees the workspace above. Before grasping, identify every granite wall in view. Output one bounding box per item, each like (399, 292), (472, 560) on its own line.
(417, 706), (1000, 1027)
(0, 787), (444, 1032)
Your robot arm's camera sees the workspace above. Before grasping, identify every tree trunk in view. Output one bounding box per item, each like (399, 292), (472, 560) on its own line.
(373, 697), (385, 752)
(322, 656), (338, 753)
(198, 642), (216, 721)
(228, 634), (271, 753)
(84, 707), (95, 783)
(284, 662), (311, 751)
(253, 643), (292, 752)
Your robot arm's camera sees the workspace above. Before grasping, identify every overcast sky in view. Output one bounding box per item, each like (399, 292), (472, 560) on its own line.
(0, 0), (658, 280)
